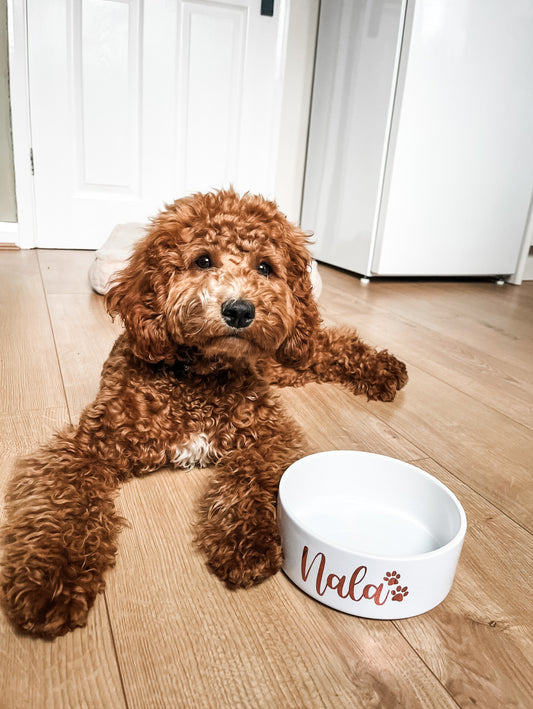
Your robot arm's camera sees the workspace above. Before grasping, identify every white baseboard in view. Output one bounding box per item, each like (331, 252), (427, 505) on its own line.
(0, 222), (19, 246)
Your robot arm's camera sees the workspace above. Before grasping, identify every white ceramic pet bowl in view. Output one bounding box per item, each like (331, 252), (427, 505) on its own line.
(278, 451), (467, 619)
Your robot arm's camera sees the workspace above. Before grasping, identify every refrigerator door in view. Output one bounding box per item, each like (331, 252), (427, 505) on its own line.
(301, 0), (406, 276)
(373, 0), (533, 276)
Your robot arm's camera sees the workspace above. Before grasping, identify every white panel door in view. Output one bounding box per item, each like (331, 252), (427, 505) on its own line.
(27, 0), (288, 248)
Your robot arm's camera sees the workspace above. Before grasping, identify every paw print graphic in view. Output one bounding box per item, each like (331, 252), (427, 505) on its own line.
(392, 585), (409, 602)
(384, 570), (401, 586)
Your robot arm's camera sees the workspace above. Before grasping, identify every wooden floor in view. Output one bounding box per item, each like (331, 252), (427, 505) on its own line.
(1, 249), (532, 709)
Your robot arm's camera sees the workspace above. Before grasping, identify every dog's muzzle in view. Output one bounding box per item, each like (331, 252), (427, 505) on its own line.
(221, 300), (255, 329)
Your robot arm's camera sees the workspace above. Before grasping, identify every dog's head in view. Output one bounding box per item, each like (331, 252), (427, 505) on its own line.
(105, 189), (320, 367)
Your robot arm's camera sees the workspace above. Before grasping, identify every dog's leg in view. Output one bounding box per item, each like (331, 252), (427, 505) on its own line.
(0, 429), (124, 638)
(195, 413), (304, 588)
(272, 326), (408, 401)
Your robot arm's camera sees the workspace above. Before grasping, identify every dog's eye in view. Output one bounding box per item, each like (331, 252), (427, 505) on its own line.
(257, 262), (273, 277)
(195, 255), (212, 270)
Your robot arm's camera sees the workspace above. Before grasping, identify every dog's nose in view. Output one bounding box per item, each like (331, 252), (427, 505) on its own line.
(221, 300), (255, 329)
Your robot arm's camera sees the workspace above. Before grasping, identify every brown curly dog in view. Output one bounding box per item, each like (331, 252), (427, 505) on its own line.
(0, 189), (407, 638)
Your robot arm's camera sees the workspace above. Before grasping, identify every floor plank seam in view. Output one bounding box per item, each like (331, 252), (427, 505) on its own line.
(323, 288), (533, 432)
(401, 356), (533, 433)
(356, 407), (533, 536)
(104, 592), (131, 709)
(390, 618), (463, 709)
(36, 251), (75, 428)
(415, 455), (532, 539)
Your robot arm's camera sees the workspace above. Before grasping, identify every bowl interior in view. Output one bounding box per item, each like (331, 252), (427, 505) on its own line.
(279, 451), (465, 558)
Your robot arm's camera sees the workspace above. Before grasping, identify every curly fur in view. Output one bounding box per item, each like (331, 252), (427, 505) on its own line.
(0, 188), (407, 637)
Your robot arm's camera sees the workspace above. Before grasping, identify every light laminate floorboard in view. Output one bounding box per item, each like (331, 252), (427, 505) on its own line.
(1, 250), (532, 708)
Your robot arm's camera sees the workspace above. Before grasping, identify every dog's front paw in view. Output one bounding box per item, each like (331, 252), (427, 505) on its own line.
(1, 561), (103, 638)
(198, 517), (283, 589)
(363, 350), (408, 402)
(211, 538), (283, 589)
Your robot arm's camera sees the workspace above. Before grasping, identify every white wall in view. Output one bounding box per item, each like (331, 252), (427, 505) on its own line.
(0, 0), (17, 226)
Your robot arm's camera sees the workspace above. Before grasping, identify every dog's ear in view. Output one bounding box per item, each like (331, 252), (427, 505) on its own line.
(105, 235), (174, 363)
(276, 227), (321, 367)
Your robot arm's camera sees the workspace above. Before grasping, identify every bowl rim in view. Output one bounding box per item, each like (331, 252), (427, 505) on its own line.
(278, 450), (468, 562)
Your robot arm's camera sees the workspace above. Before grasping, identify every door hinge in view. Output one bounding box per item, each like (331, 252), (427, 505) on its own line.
(30, 148), (34, 175)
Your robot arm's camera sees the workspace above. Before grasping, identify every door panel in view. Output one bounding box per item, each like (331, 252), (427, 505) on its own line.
(75, 0), (141, 192)
(179, 2), (245, 191)
(28, 0), (287, 248)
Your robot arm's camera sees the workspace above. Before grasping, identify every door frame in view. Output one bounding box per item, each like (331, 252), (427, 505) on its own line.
(7, 0), (35, 248)
(7, 0), (319, 250)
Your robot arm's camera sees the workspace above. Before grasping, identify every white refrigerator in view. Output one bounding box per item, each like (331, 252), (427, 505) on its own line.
(301, 0), (533, 278)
